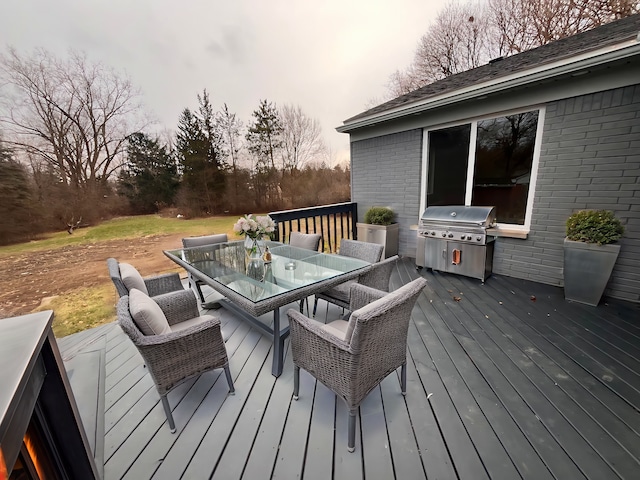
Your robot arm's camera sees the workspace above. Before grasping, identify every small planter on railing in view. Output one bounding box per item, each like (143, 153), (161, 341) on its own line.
(356, 206), (399, 259)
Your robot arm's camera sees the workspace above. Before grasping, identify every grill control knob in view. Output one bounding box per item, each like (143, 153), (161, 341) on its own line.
(442, 232), (446, 237)
(431, 231), (436, 236)
(476, 236), (482, 241)
(448, 233), (454, 238)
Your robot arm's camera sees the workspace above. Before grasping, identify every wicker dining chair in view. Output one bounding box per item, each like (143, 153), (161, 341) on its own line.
(287, 276), (428, 452)
(313, 254), (399, 318)
(116, 289), (234, 433)
(311, 239), (386, 317)
(289, 231), (322, 314)
(107, 257), (195, 310)
(182, 234), (229, 303)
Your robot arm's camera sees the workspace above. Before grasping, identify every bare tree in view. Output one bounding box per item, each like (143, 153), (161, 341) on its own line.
(389, 1), (494, 96)
(0, 48), (144, 193)
(279, 104), (326, 173)
(388, 0), (639, 97)
(489, 0), (639, 54)
(219, 103), (243, 210)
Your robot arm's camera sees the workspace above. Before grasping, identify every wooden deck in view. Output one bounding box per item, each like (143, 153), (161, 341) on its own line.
(58, 257), (640, 480)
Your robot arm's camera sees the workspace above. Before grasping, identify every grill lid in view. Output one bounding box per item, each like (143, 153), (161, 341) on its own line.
(420, 206), (497, 227)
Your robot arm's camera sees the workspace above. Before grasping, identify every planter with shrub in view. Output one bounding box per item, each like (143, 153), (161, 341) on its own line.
(356, 206), (399, 259)
(563, 209), (624, 306)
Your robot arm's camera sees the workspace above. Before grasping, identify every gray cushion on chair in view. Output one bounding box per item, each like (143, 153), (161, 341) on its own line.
(128, 288), (171, 335)
(321, 280), (355, 304)
(169, 314), (218, 333)
(290, 231), (322, 251)
(321, 319), (351, 341)
(119, 263), (149, 295)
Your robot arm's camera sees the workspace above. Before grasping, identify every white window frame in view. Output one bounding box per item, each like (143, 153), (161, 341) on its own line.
(419, 105), (546, 235)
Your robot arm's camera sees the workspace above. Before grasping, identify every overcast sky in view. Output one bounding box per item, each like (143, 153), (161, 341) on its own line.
(0, 0), (446, 164)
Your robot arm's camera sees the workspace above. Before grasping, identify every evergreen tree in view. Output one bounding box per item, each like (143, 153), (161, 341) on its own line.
(246, 99), (283, 171)
(245, 99), (283, 208)
(0, 140), (41, 244)
(118, 132), (178, 213)
(175, 90), (227, 215)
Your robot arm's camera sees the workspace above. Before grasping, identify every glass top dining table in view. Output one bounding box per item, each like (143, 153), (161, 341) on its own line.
(164, 240), (370, 377)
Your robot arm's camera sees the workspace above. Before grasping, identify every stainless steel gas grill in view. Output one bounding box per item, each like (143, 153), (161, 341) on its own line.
(416, 206), (497, 281)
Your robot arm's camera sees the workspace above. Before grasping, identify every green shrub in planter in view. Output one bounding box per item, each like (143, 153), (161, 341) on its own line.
(566, 210), (624, 245)
(364, 206), (394, 226)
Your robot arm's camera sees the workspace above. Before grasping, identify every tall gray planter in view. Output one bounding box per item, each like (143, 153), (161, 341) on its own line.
(563, 238), (620, 306)
(356, 223), (399, 259)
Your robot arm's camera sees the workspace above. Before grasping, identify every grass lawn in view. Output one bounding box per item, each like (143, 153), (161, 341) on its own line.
(0, 215), (240, 257)
(1, 214), (240, 337)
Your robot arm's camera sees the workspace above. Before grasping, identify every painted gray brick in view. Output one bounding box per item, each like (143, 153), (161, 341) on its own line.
(350, 85), (640, 302)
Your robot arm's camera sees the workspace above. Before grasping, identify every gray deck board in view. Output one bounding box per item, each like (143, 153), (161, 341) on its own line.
(301, 378), (336, 480)
(240, 341), (294, 479)
(211, 353), (278, 479)
(360, 386), (395, 480)
(443, 273), (640, 468)
(270, 366), (317, 479)
(378, 373), (426, 479)
(142, 324), (255, 479)
(429, 272), (621, 479)
(180, 334), (272, 479)
(59, 258), (640, 479)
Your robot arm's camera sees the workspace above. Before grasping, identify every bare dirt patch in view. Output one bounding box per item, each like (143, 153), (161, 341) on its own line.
(0, 233), (186, 318)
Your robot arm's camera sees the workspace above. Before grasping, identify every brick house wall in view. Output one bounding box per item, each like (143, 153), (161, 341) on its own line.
(494, 84), (640, 302)
(351, 85), (640, 302)
(351, 129), (423, 258)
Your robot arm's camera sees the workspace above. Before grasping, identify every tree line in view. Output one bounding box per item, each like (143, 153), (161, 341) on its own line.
(0, 48), (348, 245)
(3, 1), (637, 245)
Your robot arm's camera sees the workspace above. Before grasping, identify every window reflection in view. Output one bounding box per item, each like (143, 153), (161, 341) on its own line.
(472, 111), (538, 224)
(424, 110), (540, 226)
(427, 124), (470, 206)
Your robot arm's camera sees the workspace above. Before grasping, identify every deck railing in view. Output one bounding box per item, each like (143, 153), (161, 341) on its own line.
(269, 202), (358, 253)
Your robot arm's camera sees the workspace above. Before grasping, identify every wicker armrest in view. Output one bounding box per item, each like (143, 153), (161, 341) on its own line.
(287, 309), (350, 350)
(133, 314), (221, 347)
(132, 317), (227, 393)
(349, 284), (387, 312)
(145, 272), (184, 297)
(154, 289), (199, 325)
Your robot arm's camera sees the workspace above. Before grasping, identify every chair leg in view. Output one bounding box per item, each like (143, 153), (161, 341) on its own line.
(293, 365), (300, 400)
(195, 283), (206, 304)
(224, 365), (235, 395)
(161, 395), (176, 433)
(348, 408), (357, 453)
(401, 362), (407, 395)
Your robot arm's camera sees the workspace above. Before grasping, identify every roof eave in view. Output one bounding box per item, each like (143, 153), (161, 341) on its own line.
(337, 38), (640, 134)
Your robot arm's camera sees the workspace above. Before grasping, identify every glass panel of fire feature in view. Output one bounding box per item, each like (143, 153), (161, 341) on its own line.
(9, 412), (59, 480)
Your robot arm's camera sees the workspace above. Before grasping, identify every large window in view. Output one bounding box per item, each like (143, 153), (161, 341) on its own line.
(423, 108), (543, 228)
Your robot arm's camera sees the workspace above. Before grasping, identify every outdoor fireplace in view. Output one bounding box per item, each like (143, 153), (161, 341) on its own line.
(0, 311), (98, 479)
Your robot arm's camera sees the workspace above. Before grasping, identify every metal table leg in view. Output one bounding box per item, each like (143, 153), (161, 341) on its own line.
(217, 299), (289, 377)
(271, 307), (285, 377)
